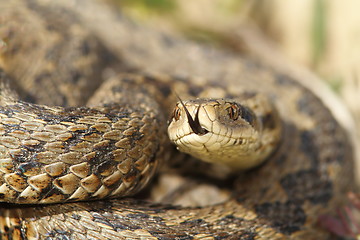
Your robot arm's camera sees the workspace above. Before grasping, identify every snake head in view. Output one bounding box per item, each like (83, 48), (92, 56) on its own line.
(167, 97), (280, 170)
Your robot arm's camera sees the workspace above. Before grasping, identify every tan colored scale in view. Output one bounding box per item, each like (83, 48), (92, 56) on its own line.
(27, 174), (52, 191)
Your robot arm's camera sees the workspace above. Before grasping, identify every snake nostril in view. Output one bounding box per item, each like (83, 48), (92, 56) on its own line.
(199, 127), (209, 135)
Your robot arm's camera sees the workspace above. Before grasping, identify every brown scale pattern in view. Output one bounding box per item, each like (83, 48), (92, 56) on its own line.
(0, 96), (163, 205)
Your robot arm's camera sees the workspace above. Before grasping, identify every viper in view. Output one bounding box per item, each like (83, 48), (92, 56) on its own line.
(0, 0), (355, 239)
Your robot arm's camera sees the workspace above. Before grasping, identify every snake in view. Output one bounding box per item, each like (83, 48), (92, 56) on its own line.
(0, 0), (356, 239)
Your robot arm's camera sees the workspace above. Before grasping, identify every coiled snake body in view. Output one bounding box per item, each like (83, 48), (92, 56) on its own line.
(0, 1), (355, 239)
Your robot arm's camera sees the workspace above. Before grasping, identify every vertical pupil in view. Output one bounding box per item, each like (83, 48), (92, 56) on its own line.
(229, 105), (238, 120)
(174, 108), (180, 120)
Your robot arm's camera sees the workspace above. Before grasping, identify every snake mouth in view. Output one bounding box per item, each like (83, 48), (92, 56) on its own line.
(177, 95), (209, 135)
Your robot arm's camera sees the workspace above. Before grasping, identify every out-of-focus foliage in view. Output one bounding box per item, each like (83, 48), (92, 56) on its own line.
(114, 0), (176, 13)
(110, 0), (360, 137)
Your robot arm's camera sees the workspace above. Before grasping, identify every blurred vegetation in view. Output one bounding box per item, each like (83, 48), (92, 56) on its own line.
(110, 0), (177, 17)
(109, 0), (360, 124)
(111, 0), (327, 64)
(312, 0), (326, 69)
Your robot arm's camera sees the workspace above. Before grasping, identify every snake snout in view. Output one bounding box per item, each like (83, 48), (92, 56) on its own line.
(169, 101), (210, 136)
(174, 97), (208, 135)
(187, 105), (209, 135)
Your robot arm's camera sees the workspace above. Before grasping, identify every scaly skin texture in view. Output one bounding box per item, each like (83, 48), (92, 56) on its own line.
(0, 0), (356, 239)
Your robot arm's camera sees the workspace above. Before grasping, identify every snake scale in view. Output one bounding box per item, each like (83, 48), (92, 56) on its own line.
(0, 0), (356, 239)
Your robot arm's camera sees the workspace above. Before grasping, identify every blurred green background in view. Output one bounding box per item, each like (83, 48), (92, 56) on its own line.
(109, 0), (360, 125)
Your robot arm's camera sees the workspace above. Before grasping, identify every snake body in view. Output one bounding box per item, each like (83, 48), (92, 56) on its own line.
(0, 0), (356, 239)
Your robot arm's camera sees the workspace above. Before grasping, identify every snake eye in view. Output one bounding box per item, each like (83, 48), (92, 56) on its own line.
(227, 104), (240, 120)
(172, 106), (181, 121)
